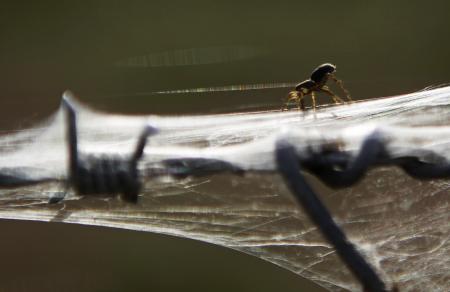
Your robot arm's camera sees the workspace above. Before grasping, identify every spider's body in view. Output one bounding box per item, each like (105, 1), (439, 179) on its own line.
(309, 63), (336, 86)
(284, 63), (352, 110)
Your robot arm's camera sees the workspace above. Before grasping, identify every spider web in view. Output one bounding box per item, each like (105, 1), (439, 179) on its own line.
(0, 87), (450, 291)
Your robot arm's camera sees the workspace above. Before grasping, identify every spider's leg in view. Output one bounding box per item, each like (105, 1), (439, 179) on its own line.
(283, 91), (300, 110)
(311, 91), (317, 110)
(300, 97), (305, 111)
(295, 92), (306, 110)
(319, 86), (343, 104)
(330, 74), (352, 101)
(275, 140), (387, 292)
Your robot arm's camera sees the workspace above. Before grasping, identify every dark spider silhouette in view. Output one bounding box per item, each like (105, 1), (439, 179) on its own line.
(284, 63), (352, 110)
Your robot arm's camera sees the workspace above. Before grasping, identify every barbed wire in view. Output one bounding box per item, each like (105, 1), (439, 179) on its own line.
(1, 90), (450, 291)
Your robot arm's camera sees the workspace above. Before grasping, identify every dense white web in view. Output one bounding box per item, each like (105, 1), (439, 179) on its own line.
(0, 87), (449, 291)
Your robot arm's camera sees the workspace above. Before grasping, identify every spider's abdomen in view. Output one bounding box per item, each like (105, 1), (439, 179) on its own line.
(310, 63), (336, 84)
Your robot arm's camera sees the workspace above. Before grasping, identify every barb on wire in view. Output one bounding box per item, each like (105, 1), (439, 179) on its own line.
(2, 95), (450, 203)
(52, 96), (159, 203)
(299, 134), (450, 187)
(276, 139), (388, 292)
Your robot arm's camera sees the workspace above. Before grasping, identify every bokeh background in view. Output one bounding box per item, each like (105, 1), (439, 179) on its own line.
(1, 1), (450, 291)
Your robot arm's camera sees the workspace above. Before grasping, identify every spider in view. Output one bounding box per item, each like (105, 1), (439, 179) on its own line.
(284, 63), (352, 110)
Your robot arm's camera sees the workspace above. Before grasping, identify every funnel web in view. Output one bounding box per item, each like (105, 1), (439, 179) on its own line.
(0, 87), (450, 291)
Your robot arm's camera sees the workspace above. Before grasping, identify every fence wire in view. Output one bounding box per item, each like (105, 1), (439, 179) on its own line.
(1, 87), (450, 291)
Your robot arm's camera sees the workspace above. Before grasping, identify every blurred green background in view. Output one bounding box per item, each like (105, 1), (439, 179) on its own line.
(1, 1), (450, 291)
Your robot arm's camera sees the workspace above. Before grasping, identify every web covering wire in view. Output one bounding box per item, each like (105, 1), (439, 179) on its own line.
(0, 87), (450, 291)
